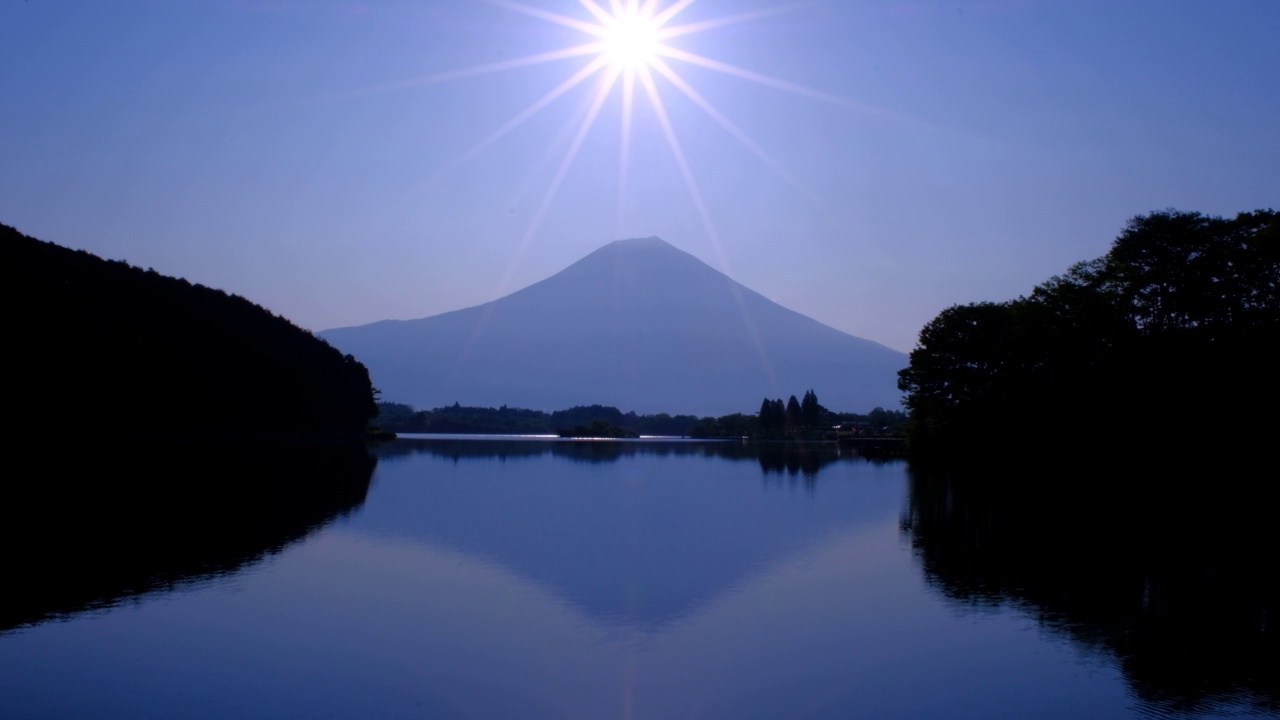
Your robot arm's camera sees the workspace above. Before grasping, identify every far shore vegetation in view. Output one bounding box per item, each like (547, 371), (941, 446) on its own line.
(372, 391), (907, 440)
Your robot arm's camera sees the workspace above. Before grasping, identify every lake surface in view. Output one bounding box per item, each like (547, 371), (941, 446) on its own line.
(2, 437), (1275, 719)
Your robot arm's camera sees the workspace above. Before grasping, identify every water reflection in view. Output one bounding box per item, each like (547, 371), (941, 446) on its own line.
(235, 517), (920, 720)
(0, 438), (376, 633)
(379, 436), (883, 479)
(5, 439), (1216, 719)
(360, 439), (898, 629)
(901, 460), (1280, 716)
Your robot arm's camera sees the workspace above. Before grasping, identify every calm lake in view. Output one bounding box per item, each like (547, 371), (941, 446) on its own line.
(2, 437), (1275, 719)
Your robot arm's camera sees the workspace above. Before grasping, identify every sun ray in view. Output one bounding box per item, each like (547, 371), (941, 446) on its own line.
(324, 43), (605, 103)
(648, 56), (813, 201)
(638, 64), (780, 389)
(453, 56), (612, 168)
(450, 77), (619, 379)
(501, 65), (623, 290)
(404, 43), (605, 88)
(654, 45), (853, 106)
(652, 0), (700, 28)
(576, 0), (617, 27)
(658, 4), (807, 41)
(403, 55), (612, 201)
(482, 0), (606, 36)
(636, 65), (718, 254)
(659, 44), (937, 129)
(617, 69), (636, 237)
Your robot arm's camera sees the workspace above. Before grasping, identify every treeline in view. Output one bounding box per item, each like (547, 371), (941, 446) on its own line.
(376, 402), (700, 436)
(692, 390), (905, 439)
(374, 391), (906, 439)
(898, 209), (1278, 456)
(4, 223), (378, 437)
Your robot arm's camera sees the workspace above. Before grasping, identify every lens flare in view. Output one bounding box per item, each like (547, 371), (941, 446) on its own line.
(382, 0), (877, 286)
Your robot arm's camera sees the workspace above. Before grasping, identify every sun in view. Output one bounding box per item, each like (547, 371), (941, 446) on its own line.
(599, 5), (664, 72)
(391, 0), (859, 282)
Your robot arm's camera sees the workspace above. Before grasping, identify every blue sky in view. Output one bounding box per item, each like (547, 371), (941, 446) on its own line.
(2, 0), (1276, 352)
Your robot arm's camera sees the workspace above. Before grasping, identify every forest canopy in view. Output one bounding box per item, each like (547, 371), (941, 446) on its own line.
(898, 209), (1279, 455)
(3, 223), (378, 437)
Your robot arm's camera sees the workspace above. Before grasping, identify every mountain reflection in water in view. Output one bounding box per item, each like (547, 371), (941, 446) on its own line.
(366, 438), (897, 629)
(3, 438), (1277, 719)
(0, 439), (376, 632)
(902, 459), (1280, 717)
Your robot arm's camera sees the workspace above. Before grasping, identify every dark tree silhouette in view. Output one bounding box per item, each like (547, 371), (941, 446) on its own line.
(3, 223), (378, 437)
(801, 389), (821, 427)
(785, 395), (802, 429)
(757, 397), (785, 432)
(898, 209), (1279, 455)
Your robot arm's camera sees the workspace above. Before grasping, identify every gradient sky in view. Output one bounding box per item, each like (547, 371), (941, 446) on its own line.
(2, 0), (1276, 352)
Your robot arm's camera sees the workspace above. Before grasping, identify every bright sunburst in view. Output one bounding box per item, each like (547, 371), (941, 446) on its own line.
(394, 0), (859, 274)
(598, 3), (664, 72)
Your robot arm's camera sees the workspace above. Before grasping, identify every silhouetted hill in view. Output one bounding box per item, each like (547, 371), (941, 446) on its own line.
(2, 223), (377, 436)
(322, 237), (906, 415)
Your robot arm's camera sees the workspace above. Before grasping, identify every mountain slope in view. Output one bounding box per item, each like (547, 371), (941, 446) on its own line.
(321, 237), (906, 415)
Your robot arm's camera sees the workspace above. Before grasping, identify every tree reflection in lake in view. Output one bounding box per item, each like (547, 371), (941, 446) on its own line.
(0, 439), (376, 633)
(379, 436), (885, 480)
(901, 458), (1280, 716)
(8, 437), (1273, 719)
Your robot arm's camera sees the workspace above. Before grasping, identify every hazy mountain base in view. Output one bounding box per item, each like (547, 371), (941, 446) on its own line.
(323, 237), (906, 416)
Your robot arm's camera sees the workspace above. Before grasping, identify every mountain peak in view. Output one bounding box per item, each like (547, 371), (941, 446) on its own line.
(588, 236), (683, 258)
(546, 236), (712, 291)
(609, 236), (668, 248)
(321, 238), (906, 415)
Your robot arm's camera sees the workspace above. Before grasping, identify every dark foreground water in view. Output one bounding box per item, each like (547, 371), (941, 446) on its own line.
(1, 437), (1275, 719)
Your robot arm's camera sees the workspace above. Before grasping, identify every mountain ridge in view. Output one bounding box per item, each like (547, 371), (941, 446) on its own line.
(321, 237), (906, 415)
